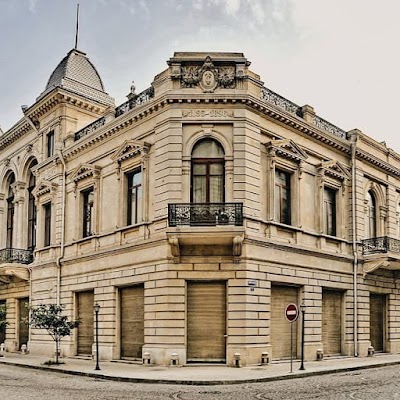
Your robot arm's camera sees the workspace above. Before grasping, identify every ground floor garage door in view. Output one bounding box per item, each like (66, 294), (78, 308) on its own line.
(271, 285), (298, 359)
(370, 293), (385, 352)
(77, 291), (94, 356)
(18, 297), (29, 350)
(187, 281), (226, 362)
(0, 300), (6, 344)
(322, 289), (342, 355)
(120, 285), (144, 359)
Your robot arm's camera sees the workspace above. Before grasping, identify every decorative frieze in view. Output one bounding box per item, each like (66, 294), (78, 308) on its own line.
(182, 109), (234, 118)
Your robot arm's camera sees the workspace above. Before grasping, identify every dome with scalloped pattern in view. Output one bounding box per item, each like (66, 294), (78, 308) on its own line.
(38, 49), (114, 106)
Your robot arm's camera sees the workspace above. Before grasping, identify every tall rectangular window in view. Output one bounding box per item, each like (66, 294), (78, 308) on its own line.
(82, 188), (94, 237)
(43, 202), (51, 247)
(127, 169), (142, 225)
(275, 169), (291, 225)
(47, 130), (55, 157)
(324, 187), (337, 236)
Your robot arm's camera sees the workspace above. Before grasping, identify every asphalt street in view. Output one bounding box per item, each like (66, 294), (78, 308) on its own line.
(1, 363), (400, 399)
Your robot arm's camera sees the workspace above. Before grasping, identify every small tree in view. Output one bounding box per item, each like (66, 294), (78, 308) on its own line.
(29, 304), (80, 364)
(0, 303), (8, 335)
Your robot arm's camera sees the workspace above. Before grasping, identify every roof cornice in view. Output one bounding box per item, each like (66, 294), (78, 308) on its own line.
(0, 119), (32, 151)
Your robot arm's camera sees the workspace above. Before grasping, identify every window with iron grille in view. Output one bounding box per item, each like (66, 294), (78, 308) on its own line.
(28, 171), (37, 250)
(43, 202), (51, 247)
(82, 188), (94, 237)
(126, 170), (142, 225)
(275, 169), (291, 225)
(323, 186), (337, 236)
(6, 180), (15, 248)
(47, 130), (55, 157)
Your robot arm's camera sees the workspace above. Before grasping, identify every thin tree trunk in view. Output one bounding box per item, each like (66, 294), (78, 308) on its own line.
(55, 339), (59, 364)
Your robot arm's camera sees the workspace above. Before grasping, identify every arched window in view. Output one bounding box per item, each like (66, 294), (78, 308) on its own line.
(366, 190), (377, 238)
(191, 139), (225, 203)
(6, 173), (15, 248)
(27, 160), (38, 250)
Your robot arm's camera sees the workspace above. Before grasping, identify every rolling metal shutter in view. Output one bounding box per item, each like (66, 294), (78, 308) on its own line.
(271, 285), (298, 359)
(18, 297), (29, 349)
(187, 281), (226, 362)
(0, 300), (6, 345)
(120, 285), (144, 359)
(370, 293), (385, 352)
(322, 290), (342, 355)
(77, 291), (94, 355)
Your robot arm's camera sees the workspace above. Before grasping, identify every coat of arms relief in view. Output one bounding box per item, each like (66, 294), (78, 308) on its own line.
(180, 56), (236, 92)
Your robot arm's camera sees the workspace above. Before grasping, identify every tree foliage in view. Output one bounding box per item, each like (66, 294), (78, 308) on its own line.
(0, 303), (8, 334)
(29, 304), (80, 364)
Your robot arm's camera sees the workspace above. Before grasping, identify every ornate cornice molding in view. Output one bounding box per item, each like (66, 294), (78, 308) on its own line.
(0, 120), (32, 151)
(357, 148), (400, 177)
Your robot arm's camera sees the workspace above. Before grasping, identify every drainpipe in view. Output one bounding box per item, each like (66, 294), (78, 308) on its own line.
(56, 149), (66, 306)
(350, 130), (359, 357)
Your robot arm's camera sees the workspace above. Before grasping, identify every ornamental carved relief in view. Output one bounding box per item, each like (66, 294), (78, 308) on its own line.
(181, 56), (237, 92)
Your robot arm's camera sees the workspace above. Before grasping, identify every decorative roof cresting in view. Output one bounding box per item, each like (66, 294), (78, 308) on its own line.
(37, 49), (114, 106)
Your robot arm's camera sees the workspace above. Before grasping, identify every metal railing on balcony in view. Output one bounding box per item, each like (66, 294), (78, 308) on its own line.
(0, 248), (34, 264)
(74, 116), (106, 141)
(168, 203), (243, 227)
(362, 236), (400, 255)
(115, 86), (155, 118)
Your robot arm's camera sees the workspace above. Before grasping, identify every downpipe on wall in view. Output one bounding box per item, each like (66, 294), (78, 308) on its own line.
(56, 149), (66, 307)
(350, 131), (359, 357)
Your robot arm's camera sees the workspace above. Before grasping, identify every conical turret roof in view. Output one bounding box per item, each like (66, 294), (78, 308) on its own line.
(38, 49), (114, 106)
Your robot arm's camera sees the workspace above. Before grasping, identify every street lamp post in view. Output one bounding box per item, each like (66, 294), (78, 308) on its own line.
(94, 302), (101, 371)
(299, 301), (306, 371)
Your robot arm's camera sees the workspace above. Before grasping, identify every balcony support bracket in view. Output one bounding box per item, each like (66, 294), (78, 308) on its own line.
(363, 260), (390, 277)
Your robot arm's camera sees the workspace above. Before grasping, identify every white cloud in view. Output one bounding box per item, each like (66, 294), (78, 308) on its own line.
(224, 0), (241, 16)
(28, 0), (38, 13)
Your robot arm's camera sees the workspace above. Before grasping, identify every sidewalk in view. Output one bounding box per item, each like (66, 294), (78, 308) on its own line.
(1, 352), (400, 385)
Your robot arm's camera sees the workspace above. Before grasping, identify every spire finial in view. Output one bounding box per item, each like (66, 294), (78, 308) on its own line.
(74, 3), (80, 49)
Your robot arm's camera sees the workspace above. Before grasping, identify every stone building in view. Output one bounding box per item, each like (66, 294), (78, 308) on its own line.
(0, 48), (399, 366)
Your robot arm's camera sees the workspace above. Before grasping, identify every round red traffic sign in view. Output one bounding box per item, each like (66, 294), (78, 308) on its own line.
(285, 303), (299, 322)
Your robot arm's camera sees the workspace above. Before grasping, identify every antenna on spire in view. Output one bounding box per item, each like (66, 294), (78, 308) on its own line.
(74, 3), (80, 49)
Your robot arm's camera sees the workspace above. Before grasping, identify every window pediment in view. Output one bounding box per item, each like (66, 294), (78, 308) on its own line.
(70, 163), (101, 183)
(318, 160), (350, 181)
(111, 140), (150, 164)
(266, 139), (308, 163)
(32, 180), (58, 198)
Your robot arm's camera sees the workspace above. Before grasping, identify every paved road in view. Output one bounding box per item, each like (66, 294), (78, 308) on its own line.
(1, 363), (400, 399)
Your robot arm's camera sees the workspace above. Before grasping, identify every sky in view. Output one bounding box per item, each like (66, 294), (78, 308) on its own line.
(1, 0), (400, 151)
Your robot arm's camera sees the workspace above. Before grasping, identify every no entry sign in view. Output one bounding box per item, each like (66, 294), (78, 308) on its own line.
(285, 303), (299, 323)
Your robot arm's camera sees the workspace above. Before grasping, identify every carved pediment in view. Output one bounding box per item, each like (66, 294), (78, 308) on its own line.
(266, 139), (308, 162)
(70, 163), (101, 183)
(318, 160), (350, 181)
(32, 180), (58, 197)
(111, 140), (150, 164)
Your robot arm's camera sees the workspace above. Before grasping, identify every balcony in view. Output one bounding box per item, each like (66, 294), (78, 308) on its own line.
(168, 203), (243, 227)
(0, 248), (34, 265)
(362, 236), (400, 274)
(362, 236), (400, 255)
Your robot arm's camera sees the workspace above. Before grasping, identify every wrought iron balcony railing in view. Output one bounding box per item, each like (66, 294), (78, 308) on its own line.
(0, 248), (34, 264)
(115, 86), (155, 118)
(74, 116), (106, 141)
(362, 236), (400, 255)
(168, 203), (243, 227)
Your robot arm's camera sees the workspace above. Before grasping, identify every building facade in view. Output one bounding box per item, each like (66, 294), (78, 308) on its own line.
(0, 49), (400, 366)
